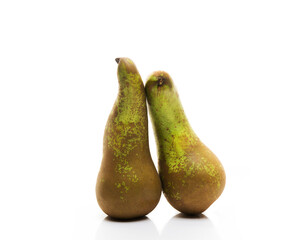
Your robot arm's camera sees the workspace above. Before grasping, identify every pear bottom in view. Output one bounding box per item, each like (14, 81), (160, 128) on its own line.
(162, 177), (223, 215)
(96, 175), (161, 219)
(159, 146), (226, 215)
(96, 154), (162, 219)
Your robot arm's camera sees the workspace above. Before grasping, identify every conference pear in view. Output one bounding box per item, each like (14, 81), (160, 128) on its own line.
(145, 71), (225, 214)
(96, 58), (161, 219)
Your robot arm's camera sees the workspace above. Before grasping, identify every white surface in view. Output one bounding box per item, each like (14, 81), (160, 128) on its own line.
(1, 1), (304, 239)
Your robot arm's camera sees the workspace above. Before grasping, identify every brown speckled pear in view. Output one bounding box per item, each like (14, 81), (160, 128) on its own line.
(96, 58), (161, 219)
(145, 71), (226, 215)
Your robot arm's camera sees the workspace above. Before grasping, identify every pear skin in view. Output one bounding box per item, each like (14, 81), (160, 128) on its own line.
(145, 71), (225, 214)
(96, 58), (161, 219)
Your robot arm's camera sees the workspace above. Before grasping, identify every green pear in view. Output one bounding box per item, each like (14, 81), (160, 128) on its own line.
(96, 58), (161, 219)
(145, 71), (225, 214)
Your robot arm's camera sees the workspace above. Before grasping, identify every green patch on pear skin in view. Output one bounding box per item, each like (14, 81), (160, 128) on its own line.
(130, 174), (139, 183)
(106, 59), (146, 199)
(171, 192), (181, 200)
(164, 181), (181, 201)
(115, 180), (130, 200)
(116, 163), (133, 174)
(204, 163), (216, 177)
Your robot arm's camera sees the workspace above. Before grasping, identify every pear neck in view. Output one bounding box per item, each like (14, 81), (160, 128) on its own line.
(114, 80), (145, 124)
(118, 81), (145, 102)
(150, 90), (196, 144)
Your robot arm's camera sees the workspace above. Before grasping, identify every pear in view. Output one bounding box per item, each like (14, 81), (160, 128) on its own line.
(145, 71), (225, 214)
(96, 58), (161, 219)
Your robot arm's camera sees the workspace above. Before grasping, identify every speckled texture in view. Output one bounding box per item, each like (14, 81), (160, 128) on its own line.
(96, 58), (161, 219)
(145, 71), (226, 214)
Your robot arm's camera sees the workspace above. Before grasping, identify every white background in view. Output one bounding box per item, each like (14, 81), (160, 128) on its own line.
(1, 1), (304, 239)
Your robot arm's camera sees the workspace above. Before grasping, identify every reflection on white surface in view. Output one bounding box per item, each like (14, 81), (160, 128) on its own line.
(95, 216), (160, 240)
(161, 214), (221, 240)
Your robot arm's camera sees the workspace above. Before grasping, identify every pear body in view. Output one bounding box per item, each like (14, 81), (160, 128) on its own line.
(145, 71), (225, 214)
(96, 58), (161, 219)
